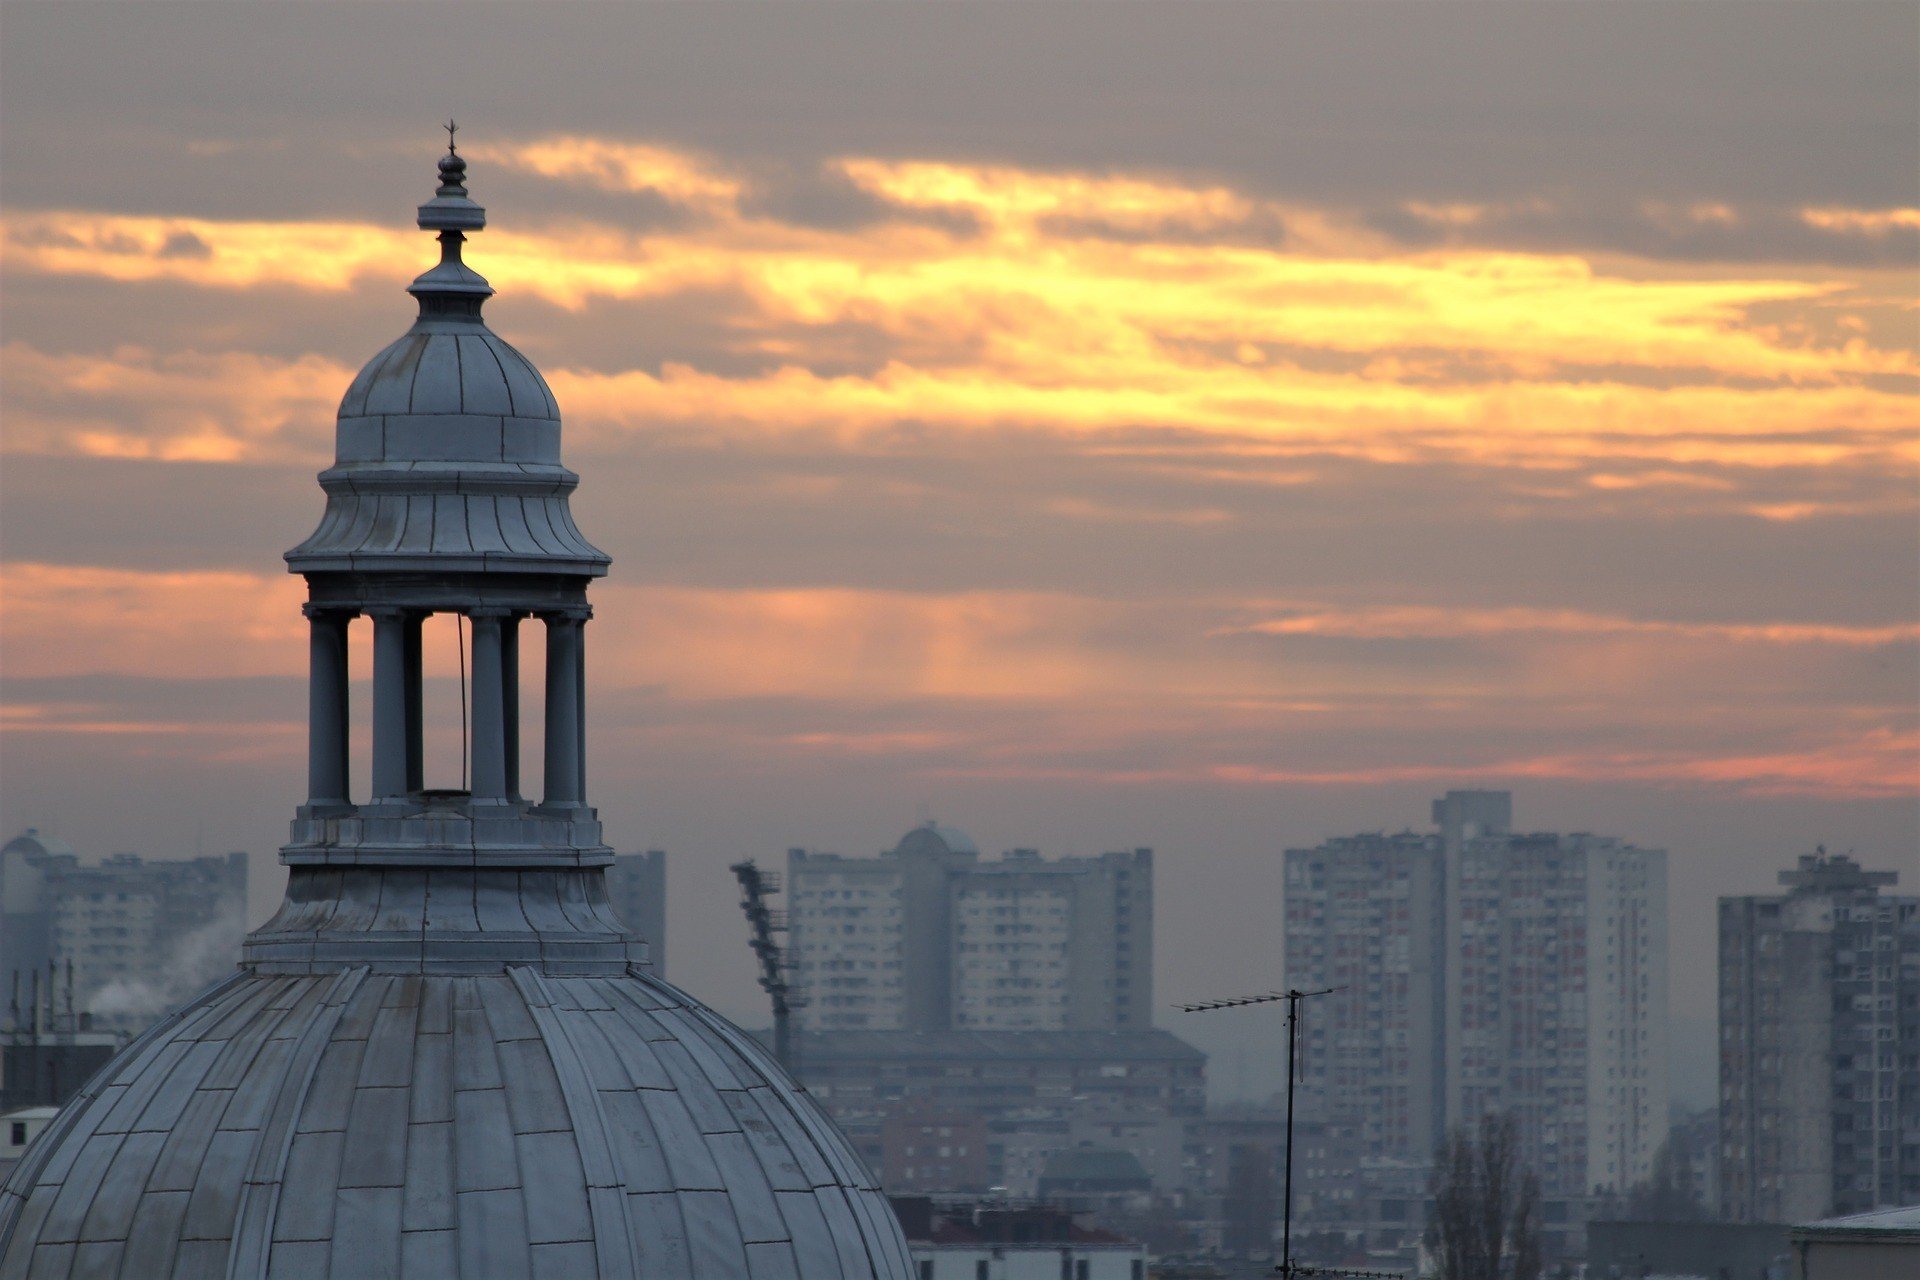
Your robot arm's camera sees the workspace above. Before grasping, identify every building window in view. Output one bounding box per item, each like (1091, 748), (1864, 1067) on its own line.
(9, 1122), (24, 1146)
(919, 1263), (933, 1280)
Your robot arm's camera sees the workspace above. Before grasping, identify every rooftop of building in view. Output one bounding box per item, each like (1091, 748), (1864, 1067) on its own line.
(1790, 1203), (1920, 1241)
(1779, 846), (1900, 893)
(783, 1027), (1205, 1063)
(791, 823), (1149, 869)
(887, 1196), (1132, 1248)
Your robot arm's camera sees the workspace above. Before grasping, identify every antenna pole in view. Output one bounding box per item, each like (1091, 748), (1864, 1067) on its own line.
(1282, 990), (1298, 1276)
(1178, 985), (1334, 1278)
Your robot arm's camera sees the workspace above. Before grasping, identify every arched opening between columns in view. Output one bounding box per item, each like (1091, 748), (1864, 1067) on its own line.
(302, 603), (588, 813)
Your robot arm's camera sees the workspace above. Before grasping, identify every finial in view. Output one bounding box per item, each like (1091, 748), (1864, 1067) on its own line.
(411, 129), (491, 312)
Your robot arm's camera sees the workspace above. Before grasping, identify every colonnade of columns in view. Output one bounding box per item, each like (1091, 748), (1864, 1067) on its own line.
(303, 604), (587, 809)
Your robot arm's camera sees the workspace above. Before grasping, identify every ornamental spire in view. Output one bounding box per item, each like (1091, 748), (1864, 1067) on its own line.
(409, 123), (493, 313)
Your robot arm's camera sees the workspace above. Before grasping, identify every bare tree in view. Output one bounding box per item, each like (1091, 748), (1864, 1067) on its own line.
(1425, 1112), (1543, 1280)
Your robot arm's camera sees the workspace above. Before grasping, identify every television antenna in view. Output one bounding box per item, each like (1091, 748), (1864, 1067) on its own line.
(731, 860), (803, 1073)
(1179, 987), (1396, 1278)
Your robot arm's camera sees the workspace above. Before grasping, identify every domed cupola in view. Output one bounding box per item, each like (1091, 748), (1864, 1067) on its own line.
(0, 137), (915, 1280)
(288, 141), (606, 578)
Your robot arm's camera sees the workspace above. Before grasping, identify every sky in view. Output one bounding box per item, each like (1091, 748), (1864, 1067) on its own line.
(2, 1), (1915, 1105)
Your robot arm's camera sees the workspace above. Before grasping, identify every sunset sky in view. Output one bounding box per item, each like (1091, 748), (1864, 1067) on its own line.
(2, 2), (1914, 1100)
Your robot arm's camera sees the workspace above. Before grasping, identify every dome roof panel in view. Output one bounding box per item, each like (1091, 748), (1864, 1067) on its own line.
(456, 333), (513, 416)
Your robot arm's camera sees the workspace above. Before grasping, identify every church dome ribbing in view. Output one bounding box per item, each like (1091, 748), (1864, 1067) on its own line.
(0, 138), (914, 1280)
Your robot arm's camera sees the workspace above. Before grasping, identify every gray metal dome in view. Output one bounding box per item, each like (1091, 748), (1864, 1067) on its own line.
(0, 140), (913, 1280)
(0, 968), (911, 1278)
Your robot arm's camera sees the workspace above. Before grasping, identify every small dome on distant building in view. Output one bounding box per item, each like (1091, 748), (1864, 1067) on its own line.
(891, 822), (978, 858)
(0, 828), (78, 861)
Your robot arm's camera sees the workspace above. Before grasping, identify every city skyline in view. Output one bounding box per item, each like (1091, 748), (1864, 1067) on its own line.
(1, 2), (1914, 1102)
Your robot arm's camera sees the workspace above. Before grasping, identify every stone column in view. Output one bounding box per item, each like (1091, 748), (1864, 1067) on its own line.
(543, 612), (583, 807)
(370, 607), (410, 800)
(469, 609), (509, 801)
(575, 614), (588, 800)
(304, 605), (351, 806)
(403, 612), (425, 792)
(502, 614), (522, 799)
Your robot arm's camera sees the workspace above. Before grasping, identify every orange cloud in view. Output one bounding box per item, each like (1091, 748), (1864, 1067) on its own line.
(1225, 605), (1920, 648)
(2, 343), (348, 462)
(2, 564), (1909, 799)
(1800, 206), (1920, 236)
(0, 564), (306, 678)
(477, 136), (743, 211)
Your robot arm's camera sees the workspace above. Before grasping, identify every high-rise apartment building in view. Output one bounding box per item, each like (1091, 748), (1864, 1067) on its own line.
(1446, 822), (1669, 1211)
(604, 848), (667, 973)
(788, 823), (1152, 1033)
(1283, 832), (1447, 1171)
(1719, 852), (1920, 1221)
(1283, 793), (1669, 1258)
(0, 828), (248, 1023)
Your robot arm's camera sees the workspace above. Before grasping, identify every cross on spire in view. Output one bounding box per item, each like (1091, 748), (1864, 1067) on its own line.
(444, 118), (458, 155)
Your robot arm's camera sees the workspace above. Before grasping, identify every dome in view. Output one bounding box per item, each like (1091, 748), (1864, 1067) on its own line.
(0, 967), (912, 1278)
(0, 828), (78, 861)
(284, 143), (607, 579)
(332, 320), (560, 464)
(891, 823), (978, 858)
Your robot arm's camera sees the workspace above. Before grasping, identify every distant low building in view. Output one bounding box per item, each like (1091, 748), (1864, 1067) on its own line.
(889, 1196), (1147, 1280)
(0, 829), (248, 1029)
(0, 1107), (58, 1186)
(789, 1028), (1206, 1197)
(1789, 1205), (1920, 1279)
(604, 848), (667, 973)
(1585, 1219), (1789, 1278)
(882, 1108), (992, 1194)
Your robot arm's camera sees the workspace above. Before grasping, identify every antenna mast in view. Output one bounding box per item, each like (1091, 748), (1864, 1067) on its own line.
(731, 860), (804, 1074)
(1180, 986), (1393, 1279)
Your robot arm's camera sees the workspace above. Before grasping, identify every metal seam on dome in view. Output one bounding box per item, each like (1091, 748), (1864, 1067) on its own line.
(451, 327), (465, 416)
(224, 966), (367, 1278)
(478, 334), (518, 418)
(507, 968), (641, 1273)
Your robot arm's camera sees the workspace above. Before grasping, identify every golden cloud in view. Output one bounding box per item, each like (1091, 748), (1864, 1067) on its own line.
(1800, 206), (1920, 236)
(6, 140), (1915, 491)
(476, 136), (743, 211)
